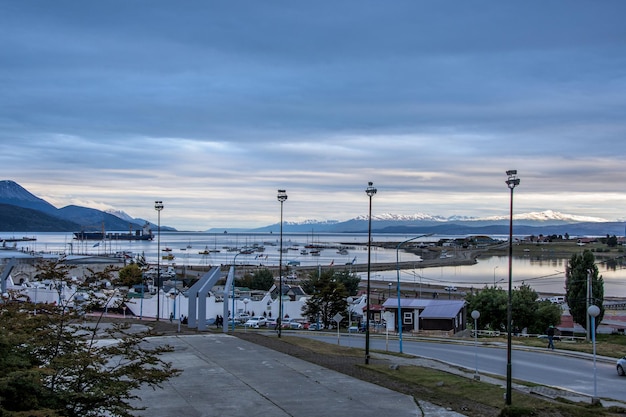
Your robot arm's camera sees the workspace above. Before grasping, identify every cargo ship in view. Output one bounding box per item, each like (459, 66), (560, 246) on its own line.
(73, 222), (154, 241)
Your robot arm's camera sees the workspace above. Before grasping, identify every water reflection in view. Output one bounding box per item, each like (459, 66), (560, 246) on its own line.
(369, 255), (626, 298)
(5, 232), (626, 298)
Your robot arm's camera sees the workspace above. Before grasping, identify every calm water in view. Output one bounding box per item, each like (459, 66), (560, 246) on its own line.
(5, 231), (626, 297)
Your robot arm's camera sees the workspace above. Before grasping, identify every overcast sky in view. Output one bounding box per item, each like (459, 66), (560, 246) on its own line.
(2, 1), (625, 230)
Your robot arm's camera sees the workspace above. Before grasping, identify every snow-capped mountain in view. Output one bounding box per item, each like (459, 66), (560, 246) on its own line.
(240, 210), (622, 236)
(104, 209), (135, 222)
(311, 210), (608, 225)
(481, 210), (608, 223)
(352, 213), (448, 222)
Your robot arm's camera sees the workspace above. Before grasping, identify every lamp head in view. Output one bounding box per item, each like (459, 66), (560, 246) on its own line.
(365, 181), (377, 197)
(505, 170), (520, 189)
(588, 304), (600, 317)
(277, 189), (288, 202)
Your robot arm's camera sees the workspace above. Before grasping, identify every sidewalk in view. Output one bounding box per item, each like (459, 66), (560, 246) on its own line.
(132, 333), (467, 417)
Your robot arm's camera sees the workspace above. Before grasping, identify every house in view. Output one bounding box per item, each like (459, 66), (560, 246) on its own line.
(381, 298), (467, 334)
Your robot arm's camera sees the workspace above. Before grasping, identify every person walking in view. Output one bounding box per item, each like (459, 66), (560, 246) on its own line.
(546, 325), (555, 350)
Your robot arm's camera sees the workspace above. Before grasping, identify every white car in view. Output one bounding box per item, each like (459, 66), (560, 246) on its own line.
(244, 316), (267, 328)
(281, 318), (303, 329)
(617, 356), (626, 376)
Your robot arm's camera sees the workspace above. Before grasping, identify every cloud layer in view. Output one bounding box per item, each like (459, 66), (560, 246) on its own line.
(2, 1), (625, 230)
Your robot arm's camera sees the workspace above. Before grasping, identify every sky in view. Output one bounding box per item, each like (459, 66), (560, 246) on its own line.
(1, 1), (626, 231)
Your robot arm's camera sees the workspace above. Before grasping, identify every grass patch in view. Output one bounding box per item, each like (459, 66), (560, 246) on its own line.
(368, 363), (615, 417)
(281, 335), (363, 356)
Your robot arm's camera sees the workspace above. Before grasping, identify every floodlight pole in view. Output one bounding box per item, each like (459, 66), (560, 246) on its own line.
(365, 181), (377, 364)
(154, 201), (164, 321)
(505, 170), (520, 406)
(277, 189), (287, 338)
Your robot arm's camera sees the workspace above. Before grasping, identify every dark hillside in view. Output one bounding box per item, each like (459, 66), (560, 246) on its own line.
(0, 204), (80, 232)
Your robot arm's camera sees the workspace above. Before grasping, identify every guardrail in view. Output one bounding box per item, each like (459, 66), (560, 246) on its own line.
(471, 330), (586, 342)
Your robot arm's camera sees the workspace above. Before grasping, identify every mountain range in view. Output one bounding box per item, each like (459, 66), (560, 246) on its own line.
(1, 180), (624, 236)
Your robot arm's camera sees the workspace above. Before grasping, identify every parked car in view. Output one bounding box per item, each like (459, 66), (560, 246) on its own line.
(617, 356), (626, 376)
(281, 318), (303, 329)
(308, 322), (324, 331)
(244, 316), (267, 328)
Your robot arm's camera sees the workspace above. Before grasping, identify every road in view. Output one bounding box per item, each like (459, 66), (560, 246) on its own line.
(293, 332), (626, 403)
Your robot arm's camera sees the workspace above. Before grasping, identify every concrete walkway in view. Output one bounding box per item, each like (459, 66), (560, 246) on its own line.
(133, 333), (466, 417)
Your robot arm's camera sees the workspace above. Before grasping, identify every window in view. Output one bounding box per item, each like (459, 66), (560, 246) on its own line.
(403, 312), (413, 325)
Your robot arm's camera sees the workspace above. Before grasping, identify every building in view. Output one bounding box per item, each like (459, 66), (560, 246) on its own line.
(381, 298), (467, 334)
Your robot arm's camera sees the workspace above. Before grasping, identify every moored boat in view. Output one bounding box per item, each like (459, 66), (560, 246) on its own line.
(74, 222), (154, 241)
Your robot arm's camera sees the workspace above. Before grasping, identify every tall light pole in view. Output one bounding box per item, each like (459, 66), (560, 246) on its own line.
(396, 233), (433, 353)
(471, 310), (480, 380)
(277, 189), (287, 338)
(505, 170), (520, 405)
(155, 200), (164, 321)
(365, 181), (377, 364)
(493, 266), (498, 287)
(588, 304), (600, 404)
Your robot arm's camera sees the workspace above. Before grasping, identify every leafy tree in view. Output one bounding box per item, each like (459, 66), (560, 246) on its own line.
(465, 287), (508, 331)
(234, 273), (253, 289)
(301, 269), (349, 328)
(234, 269), (275, 291)
(466, 284), (561, 334)
(333, 269), (361, 296)
(300, 268), (360, 297)
(116, 263), (144, 287)
(511, 284), (540, 333)
(534, 300), (563, 334)
(0, 259), (180, 417)
(250, 268), (275, 291)
(565, 250), (604, 336)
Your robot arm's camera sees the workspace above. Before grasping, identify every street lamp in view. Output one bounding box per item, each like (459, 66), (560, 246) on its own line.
(471, 310), (480, 380)
(347, 296), (353, 328)
(388, 282), (391, 298)
(588, 304), (600, 404)
(505, 170), (520, 405)
(493, 266), (498, 287)
(277, 189), (287, 338)
(155, 200), (164, 321)
(396, 233), (433, 353)
(365, 181), (377, 364)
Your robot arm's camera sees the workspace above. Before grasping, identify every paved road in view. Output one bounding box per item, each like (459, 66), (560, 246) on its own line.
(300, 332), (626, 406)
(132, 333), (466, 417)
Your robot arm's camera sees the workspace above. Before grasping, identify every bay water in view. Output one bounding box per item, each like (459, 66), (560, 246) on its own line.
(4, 231), (626, 298)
